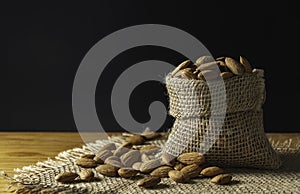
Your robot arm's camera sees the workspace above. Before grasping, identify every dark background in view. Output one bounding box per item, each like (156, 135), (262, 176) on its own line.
(0, 1), (299, 132)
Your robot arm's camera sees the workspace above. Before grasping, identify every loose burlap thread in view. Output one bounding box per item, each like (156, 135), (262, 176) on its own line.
(163, 70), (282, 169)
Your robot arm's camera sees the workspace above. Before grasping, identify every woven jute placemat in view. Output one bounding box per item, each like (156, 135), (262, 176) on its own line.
(2, 135), (300, 194)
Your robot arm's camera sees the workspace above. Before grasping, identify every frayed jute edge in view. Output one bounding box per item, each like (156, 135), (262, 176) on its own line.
(0, 136), (127, 194)
(1, 135), (299, 194)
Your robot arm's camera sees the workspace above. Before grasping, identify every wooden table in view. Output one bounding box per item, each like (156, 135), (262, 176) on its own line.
(0, 132), (299, 193)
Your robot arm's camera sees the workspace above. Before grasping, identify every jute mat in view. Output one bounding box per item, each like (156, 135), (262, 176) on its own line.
(2, 135), (300, 194)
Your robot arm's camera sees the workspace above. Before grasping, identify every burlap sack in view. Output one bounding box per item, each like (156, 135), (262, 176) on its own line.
(163, 70), (282, 169)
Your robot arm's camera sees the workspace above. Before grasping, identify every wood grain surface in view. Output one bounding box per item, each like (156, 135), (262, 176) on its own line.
(0, 132), (299, 193)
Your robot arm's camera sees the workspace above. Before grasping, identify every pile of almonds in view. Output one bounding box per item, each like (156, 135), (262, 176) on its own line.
(55, 132), (233, 188)
(171, 55), (253, 81)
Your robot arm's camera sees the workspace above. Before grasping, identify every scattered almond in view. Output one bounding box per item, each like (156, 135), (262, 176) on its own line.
(96, 164), (119, 177)
(137, 176), (161, 188)
(150, 166), (173, 178)
(177, 152), (205, 165)
(181, 164), (202, 178)
(201, 166), (224, 177)
(79, 170), (94, 181)
(55, 172), (78, 183)
(120, 150), (140, 167)
(118, 168), (138, 178)
(75, 158), (97, 168)
(140, 159), (162, 173)
(211, 173), (232, 185)
(125, 135), (145, 145)
(168, 170), (189, 183)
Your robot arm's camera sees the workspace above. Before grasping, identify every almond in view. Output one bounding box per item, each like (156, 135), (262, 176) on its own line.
(168, 170), (189, 183)
(79, 170), (94, 181)
(225, 57), (244, 76)
(211, 173), (232, 185)
(197, 70), (220, 81)
(137, 176), (161, 188)
(104, 156), (123, 168)
(150, 166), (173, 178)
(171, 60), (191, 76)
(181, 69), (197, 79)
(177, 152), (205, 165)
(161, 152), (176, 166)
(80, 154), (95, 159)
(196, 61), (219, 71)
(98, 143), (116, 152)
(220, 72), (234, 80)
(174, 163), (185, 171)
(215, 56), (225, 61)
(125, 135), (145, 145)
(96, 164), (119, 177)
(121, 142), (133, 149)
(139, 145), (160, 155)
(195, 56), (214, 66)
(132, 162), (142, 171)
(239, 56), (252, 73)
(120, 150), (140, 167)
(141, 154), (151, 162)
(141, 132), (161, 140)
(113, 146), (130, 157)
(55, 172), (78, 183)
(180, 164), (202, 178)
(200, 166), (224, 177)
(118, 168), (138, 178)
(95, 150), (113, 161)
(75, 158), (97, 168)
(140, 159), (162, 173)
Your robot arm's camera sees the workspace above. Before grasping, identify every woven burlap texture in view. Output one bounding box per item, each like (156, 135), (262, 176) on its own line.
(163, 70), (281, 169)
(4, 136), (300, 194)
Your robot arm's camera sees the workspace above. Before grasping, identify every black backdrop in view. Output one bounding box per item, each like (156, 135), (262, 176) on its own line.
(1, 1), (299, 132)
